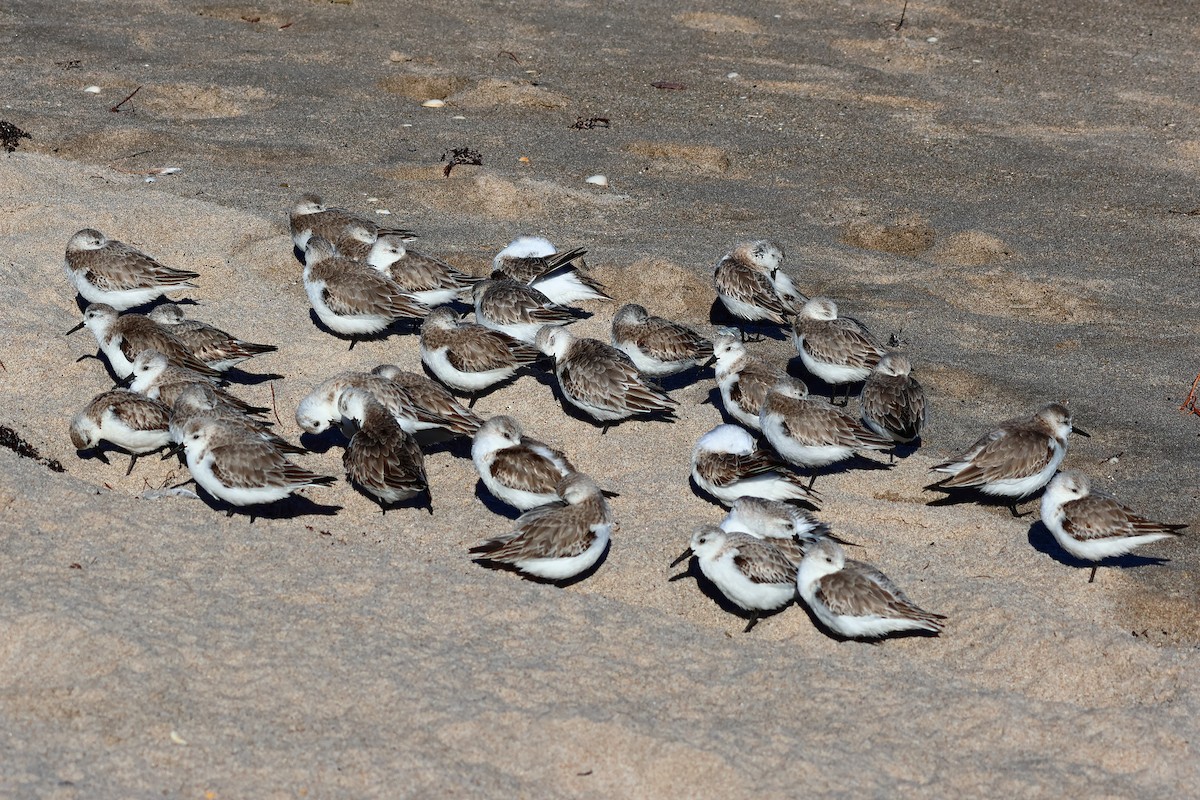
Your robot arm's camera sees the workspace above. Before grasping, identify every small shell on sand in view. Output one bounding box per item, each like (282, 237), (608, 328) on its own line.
(421, 98), (446, 108)
(585, 174), (609, 187)
(84, 86), (102, 93)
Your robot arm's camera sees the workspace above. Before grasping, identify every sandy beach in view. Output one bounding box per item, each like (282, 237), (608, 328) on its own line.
(1, 0), (1198, 796)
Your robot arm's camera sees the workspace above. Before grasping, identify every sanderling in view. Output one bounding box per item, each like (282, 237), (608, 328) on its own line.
(610, 303), (713, 379)
(288, 194), (415, 251)
(472, 277), (578, 344)
(791, 297), (884, 404)
(671, 525), (797, 633)
(712, 240), (799, 331)
(928, 402), (1088, 516)
(860, 352), (928, 455)
(719, 496), (836, 565)
(69, 389), (172, 475)
(129, 350), (265, 416)
(471, 415), (577, 511)
(180, 416), (335, 517)
(370, 364), (483, 436)
(168, 384), (303, 455)
(419, 306), (542, 405)
(712, 332), (795, 431)
(492, 236), (610, 305)
(797, 539), (945, 639)
(690, 423), (819, 507)
(469, 472), (613, 582)
(535, 326), (678, 430)
(64, 228), (199, 311)
(147, 304), (277, 372)
(365, 234), (483, 307)
(1040, 470), (1186, 582)
(302, 236), (428, 348)
(295, 371), (423, 435)
(330, 223), (379, 261)
(67, 303), (218, 380)
(760, 380), (893, 487)
(338, 388), (430, 513)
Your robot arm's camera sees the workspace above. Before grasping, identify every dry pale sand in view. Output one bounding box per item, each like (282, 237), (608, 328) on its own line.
(2, 0), (1200, 796)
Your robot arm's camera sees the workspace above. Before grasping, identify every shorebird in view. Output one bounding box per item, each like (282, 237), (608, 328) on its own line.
(128, 350), (264, 416)
(760, 380), (892, 487)
(797, 539), (946, 640)
(471, 415), (577, 511)
(718, 496), (840, 566)
(69, 389), (172, 475)
(791, 297), (884, 404)
(492, 235), (610, 305)
(928, 403), (1088, 516)
(370, 364), (483, 436)
(712, 332), (795, 431)
(147, 304), (277, 372)
(63, 228), (199, 311)
(472, 277), (578, 344)
(1040, 470), (1186, 582)
(302, 236), (428, 348)
(419, 306), (542, 406)
(671, 525), (798, 633)
(712, 240), (801, 334)
(690, 423), (820, 508)
(288, 193), (415, 251)
(859, 352), (928, 457)
(610, 303), (713, 380)
(168, 384), (304, 455)
(469, 473), (614, 582)
(535, 326), (678, 430)
(364, 233), (482, 307)
(68, 303), (218, 380)
(338, 388), (430, 513)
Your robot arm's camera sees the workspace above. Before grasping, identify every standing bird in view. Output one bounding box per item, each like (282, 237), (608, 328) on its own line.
(671, 526), (798, 633)
(469, 473), (614, 582)
(797, 539), (946, 640)
(147, 304), (277, 372)
(472, 277), (578, 344)
(860, 352), (928, 457)
(302, 236), (428, 348)
(364, 234), (483, 307)
(63, 228), (199, 311)
(791, 297), (884, 405)
(535, 326), (678, 430)
(69, 389), (172, 475)
(690, 424), (819, 508)
(179, 417), (335, 518)
(712, 332), (795, 431)
(338, 389), (430, 513)
(928, 403), (1088, 516)
(712, 240), (801, 332)
(419, 306), (542, 405)
(760, 380), (893, 488)
(288, 194), (415, 251)
(1040, 471), (1186, 582)
(610, 303), (713, 380)
(492, 236), (611, 305)
(471, 415), (578, 511)
(67, 303), (218, 380)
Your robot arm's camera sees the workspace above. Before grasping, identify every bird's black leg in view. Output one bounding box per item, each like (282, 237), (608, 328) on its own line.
(125, 453), (140, 476)
(1088, 566), (1098, 583)
(743, 613), (762, 633)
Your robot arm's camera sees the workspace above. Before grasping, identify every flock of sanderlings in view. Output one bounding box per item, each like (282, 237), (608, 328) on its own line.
(60, 194), (1186, 639)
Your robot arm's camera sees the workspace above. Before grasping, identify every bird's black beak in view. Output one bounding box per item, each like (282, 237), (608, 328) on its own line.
(160, 443), (184, 460)
(115, 374), (133, 388)
(669, 548), (693, 568)
(65, 321), (85, 335)
(1073, 426), (1091, 437)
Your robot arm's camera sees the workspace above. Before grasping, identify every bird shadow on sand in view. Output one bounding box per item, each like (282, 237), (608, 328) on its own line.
(923, 485), (1037, 517)
(785, 357), (867, 405)
(470, 539), (611, 587)
(298, 428), (347, 455)
(193, 486), (342, 522)
(1026, 520), (1171, 576)
(656, 365), (716, 395)
(220, 367), (285, 386)
(707, 300), (788, 342)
